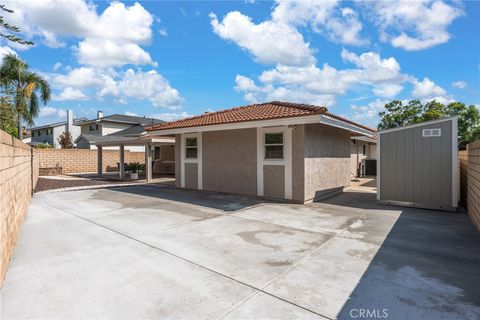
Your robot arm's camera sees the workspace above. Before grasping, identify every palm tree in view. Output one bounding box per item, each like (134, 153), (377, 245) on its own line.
(0, 53), (50, 139)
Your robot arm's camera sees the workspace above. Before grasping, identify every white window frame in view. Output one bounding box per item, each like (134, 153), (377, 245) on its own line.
(180, 133), (202, 189)
(422, 128), (441, 137)
(264, 131), (284, 161)
(185, 137), (198, 159)
(257, 126), (292, 200)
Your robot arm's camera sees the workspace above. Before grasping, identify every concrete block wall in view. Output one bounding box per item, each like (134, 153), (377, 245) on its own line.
(1, 130), (38, 284)
(35, 149), (145, 173)
(460, 140), (480, 230)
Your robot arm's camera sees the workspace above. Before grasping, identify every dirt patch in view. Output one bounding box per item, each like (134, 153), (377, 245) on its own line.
(34, 177), (132, 192)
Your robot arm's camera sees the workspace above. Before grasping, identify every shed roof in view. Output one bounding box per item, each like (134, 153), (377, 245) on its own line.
(145, 101), (375, 132)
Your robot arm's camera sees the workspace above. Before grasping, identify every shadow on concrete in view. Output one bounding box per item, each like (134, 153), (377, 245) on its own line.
(108, 184), (269, 212)
(331, 193), (480, 319)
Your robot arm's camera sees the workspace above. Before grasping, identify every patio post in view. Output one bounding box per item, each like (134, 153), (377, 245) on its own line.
(119, 144), (125, 179)
(145, 143), (152, 182)
(97, 145), (103, 177)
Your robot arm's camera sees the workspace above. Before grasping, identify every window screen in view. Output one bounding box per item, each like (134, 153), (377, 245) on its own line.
(265, 132), (283, 160)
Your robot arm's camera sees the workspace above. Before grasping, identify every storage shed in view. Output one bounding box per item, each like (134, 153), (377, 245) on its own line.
(377, 117), (458, 211)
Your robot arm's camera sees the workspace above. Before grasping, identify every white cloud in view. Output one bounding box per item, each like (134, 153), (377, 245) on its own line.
(53, 87), (88, 101)
(4, 0), (155, 67)
(53, 67), (105, 88)
(412, 78), (446, 97)
(125, 111), (139, 116)
(209, 11), (315, 66)
(372, 83), (404, 98)
(209, 1), (370, 67)
(422, 96), (455, 105)
(235, 49), (409, 106)
(364, 0), (464, 50)
(350, 99), (387, 127)
(271, 0), (367, 46)
(158, 28), (168, 37)
(76, 39), (155, 67)
(53, 62), (62, 71)
(0, 46), (16, 60)
(39, 106), (67, 119)
(149, 111), (192, 122)
(452, 81), (467, 89)
(100, 69), (183, 109)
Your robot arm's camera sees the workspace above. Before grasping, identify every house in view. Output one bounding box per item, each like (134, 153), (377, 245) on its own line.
(351, 135), (377, 178)
(29, 110), (83, 148)
(145, 101), (375, 203)
(75, 111), (163, 152)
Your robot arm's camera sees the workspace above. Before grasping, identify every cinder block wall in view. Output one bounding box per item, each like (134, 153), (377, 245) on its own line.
(1, 130), (38, 284)
(460, 140), (480, 230)
(35, 149), (145, 173)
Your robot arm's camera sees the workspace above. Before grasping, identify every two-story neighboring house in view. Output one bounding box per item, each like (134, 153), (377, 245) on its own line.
(29, 110), (83, 148)
(75, 111), (163, 151)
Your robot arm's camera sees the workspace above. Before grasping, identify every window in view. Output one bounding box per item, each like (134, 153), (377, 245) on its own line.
(154, 147), (161, 160)
(89, 124), (99, 132)
(422, 128), (441, 137)
(264, 132), (283, 160)
(46, 128), (52, 135)
(362, 145), (366, 156)
(31, 131), (35, 137)
(185, 137), (197, 159)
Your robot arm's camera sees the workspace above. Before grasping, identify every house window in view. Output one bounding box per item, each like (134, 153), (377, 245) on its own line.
(185, 137), (197, 159)
(89, 124), (99, 131)
(32, 131), (35, 137)
(362, 145), (366, 156)
(422, 128), (441, 137)
(46, 128), (52, 135)
(154, 147), (161, 160)
(264, 132), (283, 160)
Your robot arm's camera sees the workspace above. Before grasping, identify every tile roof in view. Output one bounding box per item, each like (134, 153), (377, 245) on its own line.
(145, 101), (376, 132)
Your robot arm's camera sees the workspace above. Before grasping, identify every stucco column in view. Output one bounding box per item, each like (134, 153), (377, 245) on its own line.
(97, 145), (103, 177)
(145, 143), (152, 182)
(119, 144), (125, 179)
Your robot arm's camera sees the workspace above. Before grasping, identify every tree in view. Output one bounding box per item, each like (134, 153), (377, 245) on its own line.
(378, 99), (480, 145)
(0, 96), (17, 137)
(0, 4), (33, 45)
(0, 54), (51, 139)
(58, 131), (73, 149)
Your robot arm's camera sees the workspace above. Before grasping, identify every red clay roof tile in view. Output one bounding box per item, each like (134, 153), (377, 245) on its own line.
(145, 101), (375, 132)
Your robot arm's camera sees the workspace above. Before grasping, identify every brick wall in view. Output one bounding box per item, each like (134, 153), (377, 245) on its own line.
(459, 140), (480, 231)
(35, 149), (145, 173)
(1, 130), (39, 284)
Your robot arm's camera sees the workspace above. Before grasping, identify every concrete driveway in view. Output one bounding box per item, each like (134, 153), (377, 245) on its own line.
(2, 185), (480, 320)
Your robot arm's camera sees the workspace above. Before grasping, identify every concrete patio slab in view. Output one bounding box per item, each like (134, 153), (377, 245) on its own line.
(2, 185), (479, 320)
(139, 214), (332, 288)
(263, 236), (382, 319)
(221, 292), (327, 320)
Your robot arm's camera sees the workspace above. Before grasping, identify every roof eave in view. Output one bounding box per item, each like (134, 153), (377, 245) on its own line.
(147, 114), (374, 137)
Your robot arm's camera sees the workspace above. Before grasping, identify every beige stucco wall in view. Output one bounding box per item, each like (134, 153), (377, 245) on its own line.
(292, 125), (305, 202)
(304, 124), (351, 201)
(175, 134), (181, 188)
(263, 165), (285, 199)
(185, 163), (198, 189)
(202, 129), (257, 196)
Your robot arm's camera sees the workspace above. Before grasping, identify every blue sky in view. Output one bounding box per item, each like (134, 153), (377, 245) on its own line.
(1, 0), (478, 128)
